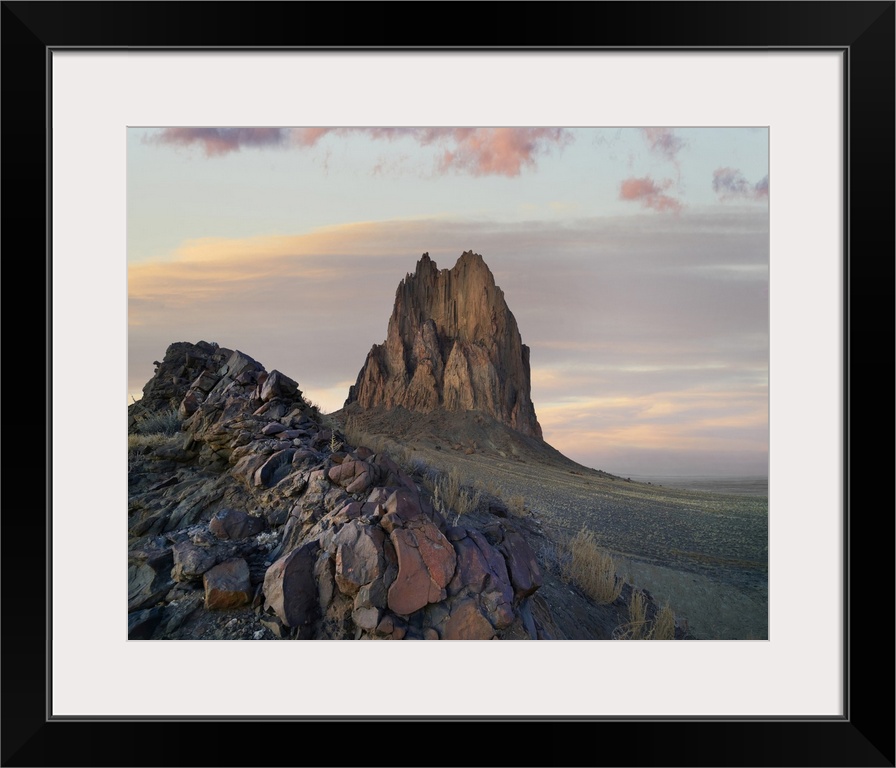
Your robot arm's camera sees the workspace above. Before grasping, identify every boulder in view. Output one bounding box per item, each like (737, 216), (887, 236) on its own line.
(263, 542), (320, 628)
(387, 512), (457, 616)
(328, 459), (378, 495)
(448, 529), (514, 630)
(209, 508), (264, 540)
(333, 520), (386, 596)
(496, 527), (543, 599)
(443, 599), (496, 640)
(171, 540), (217, 582)
(128, 548), (174, 611)
(259, 370), (300, 402)
(203, 558), (252, 610)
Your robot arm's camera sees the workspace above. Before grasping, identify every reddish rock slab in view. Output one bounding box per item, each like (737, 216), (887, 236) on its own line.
(204, 558), (252, 610)
(443, 599), (495, 640)
(387, 515), (456, 616)
(380, 488), (427, 533)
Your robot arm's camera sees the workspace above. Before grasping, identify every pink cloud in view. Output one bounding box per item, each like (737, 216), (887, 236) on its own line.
(619, 176), (682, 213)
(642, 128), (686, 162)
(432, 127), (572, 177)
(148, 126), (572, 176)
(149, 128), (288, 156)
(713, 168), (769, 201)
(291, 127), (333, 147)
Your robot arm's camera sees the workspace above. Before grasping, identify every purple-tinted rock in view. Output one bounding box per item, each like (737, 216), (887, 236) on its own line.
(263, 542), (319, 627)
(253, 449), (295, 488)
(333, 520), (386, 596)
(498, 528), (543, 598)
(448, 529), (514, 629)
(209, 507), (264, 540)
(328, 459), (378, 495)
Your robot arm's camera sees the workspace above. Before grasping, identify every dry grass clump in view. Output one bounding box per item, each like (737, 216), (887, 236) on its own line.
(626, 588), (650, 639)
(342, 424), (415, 471)
(613, 592), (676, 640)
(133, 407), (181, 436)
(128, 433), (182, 451)
(474, 477), (502, 497)
(434, 467), (481, 518)
(506, 493), (527, 517)
(472, 479), (527, 517)
(560, 526), (623, 604)
(128, 432), (183, 472)
(651, 603), (676, 640)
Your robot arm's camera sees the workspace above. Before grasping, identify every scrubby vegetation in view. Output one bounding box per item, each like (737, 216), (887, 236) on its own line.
(433, 467), (482, 519)
(613, 592), (676, 640)
(561, 526), (624, 604)
(132, 406), (181, 436)
(128, 413), (184, 473)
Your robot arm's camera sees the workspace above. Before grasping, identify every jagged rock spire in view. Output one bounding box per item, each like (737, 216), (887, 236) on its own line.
(346, 251), (543, 439)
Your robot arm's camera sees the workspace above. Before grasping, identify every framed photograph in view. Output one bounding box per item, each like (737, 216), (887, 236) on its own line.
(9, 1), (893, 765)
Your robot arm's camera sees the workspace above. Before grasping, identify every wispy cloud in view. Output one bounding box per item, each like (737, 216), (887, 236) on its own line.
(147, 127), (573, 177)
(129, 211), (767, 475)
(619, 176), (682, 213)
(642, 127), (686, 163)
(712, 168), (769, 201)
(149, 128), (290, 155)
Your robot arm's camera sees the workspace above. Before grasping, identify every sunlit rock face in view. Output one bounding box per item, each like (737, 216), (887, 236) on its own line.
(345, 251), (543, 440)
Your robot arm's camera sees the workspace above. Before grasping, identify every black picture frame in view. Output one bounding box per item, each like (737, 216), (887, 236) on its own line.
(5, 2), (893, 766)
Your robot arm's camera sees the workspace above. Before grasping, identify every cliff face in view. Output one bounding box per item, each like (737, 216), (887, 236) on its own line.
(345, 251), (543, 439)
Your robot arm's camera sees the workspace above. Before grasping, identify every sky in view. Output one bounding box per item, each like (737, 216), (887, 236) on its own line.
(128, 127), (768, 478)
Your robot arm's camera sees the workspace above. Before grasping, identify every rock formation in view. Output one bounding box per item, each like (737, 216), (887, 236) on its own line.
(129, 340), (690, 641)
(127, 341), (549, 640)
(345, 251), (543, 439)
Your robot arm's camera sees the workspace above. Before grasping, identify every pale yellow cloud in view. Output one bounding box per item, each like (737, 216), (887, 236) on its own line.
(127, 215), (767, 476)
(536, 386), (767, 460)
(549, 201), (582, 215)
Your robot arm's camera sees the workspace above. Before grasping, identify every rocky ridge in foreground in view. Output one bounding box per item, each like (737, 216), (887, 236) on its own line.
(129, 341), (688, 641)
(129, 341), (552, 640)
